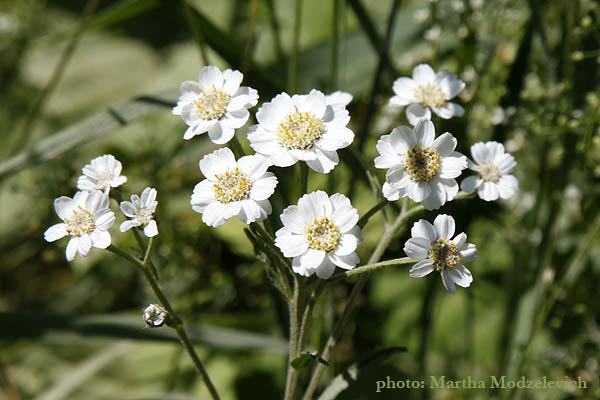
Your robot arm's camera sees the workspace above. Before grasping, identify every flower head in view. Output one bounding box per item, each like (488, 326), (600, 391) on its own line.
(274, 191), (362, 279)
(120, 187), (159, 237)
(374, 120), (467, 210)
(461, 141), (519, 201)
(44, 190), (115, 261)
(247, 89), (354, 173)
(191, 148), (277, 227)
(77, 154), (127, 194)
(404, 214), (476, 293)
(172, 66), (259, 144)
(390, 64), (465, 125)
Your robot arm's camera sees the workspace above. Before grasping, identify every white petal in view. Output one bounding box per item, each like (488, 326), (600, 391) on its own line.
(431, 132), (457, 156)
(460, 175), (481, 192)
(420, 179), (447, 210)
(202, 202), (227, 227)
(191, 179), (216, 209)
(335, 233), (358, 256)
(390, 77), (418, 105)
(120, 201), (136, 217)
(478, 181), (500, 201)
(433, 214), (455, 240)
(432, 102), (464, 119)
(315, 257), (337, 279)
(412, 64), (436, 84)
(414, 120), (435, 146)
(331, 206), (358, 233)
(222, 108), (250, 129)
(495, 153), (517, 174)
(403, 237), (430, 260)
(326, 91), (353, 106)
(296, 89), (326, 117)
(497, 175), (519, 199)
(440, 156), (467, 179)
(222, 69), (243, 95)
(44, 223), (68, 242)
(441, 269), (456, 293)
(208, 122), (233, 144)
(406, 104), (431, 126)
(305, 148), (339, 173)
(256, 93), (294, 130)
(94, 209), (115, 231)
(66, 238), (79, 261)
(458, 243), (477, 262)
(247, 127), (281, 155)
(300, 248), (326, 269)
(120, 220), (136, 232)
(298, 191), (332, 218)
(452, 232), (467, 248)
(382, 181), (403, 201)
(238, 199), (262, 223)
(411, 219), (437, 242)
(54, 197), (76, 220)
(409, 259), (435, 277)
(199, 148), (237, 180)
(329, 252), (359, 270)
(470, 142), (489, 164)
(275, 231), (309, 257)
(280, 205), (306, 233)
(434, 70), (465, 99)
(77, 234), (92, 257)
(90, 230), (111, 249)
(143, 220), (158, 237)
(386, 165), (409, 188)
(329, 193), (351, 210)
(197, 66), (224, 89)
(407, 181), (431, 203)
(292, 256), (313, 277)
(250, 174), (277, 201)
(448, 264), (473, 288)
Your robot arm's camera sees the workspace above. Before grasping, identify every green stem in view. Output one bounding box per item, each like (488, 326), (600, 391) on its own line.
(288, 0), (302, 93)
(357, 199), (388, 229)
(300, 163), (309, 196)
(284, 277), (302, 399)
(106, 245), (220, 400)
(327, 257), (413, 283)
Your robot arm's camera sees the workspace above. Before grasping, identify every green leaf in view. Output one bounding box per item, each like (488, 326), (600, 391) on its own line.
(85, 0), (162, 31)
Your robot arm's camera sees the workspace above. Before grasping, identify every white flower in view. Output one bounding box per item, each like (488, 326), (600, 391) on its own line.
(44, 190), (115, 261)
(460, 141), (519, 201)
(120, 187), (159, 237)
(274, 191), (362, 279)
(191, 148), (277, 227)
(247, 89), (354, 173)
(77, 154), (127, 194)
(404, 214), (476, 294)
(374, 120), (467, 210)
(172, 66), (259, 144)
(390, 63), (466, 125)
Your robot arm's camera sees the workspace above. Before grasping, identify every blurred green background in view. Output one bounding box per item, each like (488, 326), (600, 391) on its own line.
(1, 0), (599, 399)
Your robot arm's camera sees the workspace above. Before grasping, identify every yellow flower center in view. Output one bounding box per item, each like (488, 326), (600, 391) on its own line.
(277, 112), (324, 150)
(193, 86), (231, 120)
(304, 216), (340, 253)
(65, 206), (95, 237)
(428, 238), (461, 271)
(403, 145), (441, 183)
(476, 163), (501, 183)
(212, 168), (252, 204)
(413, 82), (445, 108)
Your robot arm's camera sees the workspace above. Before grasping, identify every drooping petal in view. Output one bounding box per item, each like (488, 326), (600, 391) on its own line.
(441, 269), (456, 293)
(458, 243), (477, 262)
(305, 148), (339, 173)
(315, 257), (336, 279)
(406, 104), (431, 126)
(448, 263), (473, 288)
(143, 220), (159, 237)
(77, 234), (92, 257)
(66, 238), (79, 261)
(329, 252), (359, 270)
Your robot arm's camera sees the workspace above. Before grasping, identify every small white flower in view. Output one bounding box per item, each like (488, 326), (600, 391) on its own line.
(191, 148), (277, 227)
(374, 120), (467, 210)
(120, 187), (159, 237)
(461, 141), (519, 201)
(247, 89), (355, 173)
(404, 214), (476, 294)
(172, 66), (259, 144)
(77, 154), (127, 194)
(44, 190), (115, 261)
(390, 63), (466, 125)
(143, 304), (169, 327)
(274, 191), (362, 279)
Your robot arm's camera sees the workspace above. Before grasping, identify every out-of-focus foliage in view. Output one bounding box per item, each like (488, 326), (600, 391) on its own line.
(1, 0), (599, 399)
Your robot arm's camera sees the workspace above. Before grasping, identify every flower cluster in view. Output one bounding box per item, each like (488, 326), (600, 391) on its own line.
(45, 154), (160, 261)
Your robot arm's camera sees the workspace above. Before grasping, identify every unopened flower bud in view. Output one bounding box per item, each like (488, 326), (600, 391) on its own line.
(143, 304), (169, 327)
